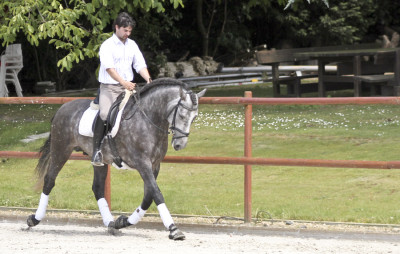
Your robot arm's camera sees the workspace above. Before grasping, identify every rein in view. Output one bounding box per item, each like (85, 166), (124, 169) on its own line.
(133, 92), (169, 134)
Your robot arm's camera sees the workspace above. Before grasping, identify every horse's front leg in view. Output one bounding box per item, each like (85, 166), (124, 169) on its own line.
(92, 165), (115, 232)
(114, 163), (185, 240)
(114, 193), (148, 229)
(156, 196), (185, 240)
(142, 164), (185, 240)
(113, 166), (156, 230)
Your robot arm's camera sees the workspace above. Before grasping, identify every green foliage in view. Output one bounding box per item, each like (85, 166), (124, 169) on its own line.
(284, 0), (329, 10)
(0, 0), (183, 72)
(1, 0), (397, 91)
(129, 7), (183, 77)
(284, 0), (375, 46)
(179, 0), (331, 62)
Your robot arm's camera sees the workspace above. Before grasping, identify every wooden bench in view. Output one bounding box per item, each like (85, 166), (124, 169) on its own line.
(256, 48), (317, 97)
(339, 50), (398, 96)
(354, 74), (395, 95)
(256, 43), (381, 97)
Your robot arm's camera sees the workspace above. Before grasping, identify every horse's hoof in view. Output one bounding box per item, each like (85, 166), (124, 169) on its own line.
(107, 221), (120, 235)
(27, 214), (40, 227)
(114, 215), (132, 229)
(168, 224), (185, 240)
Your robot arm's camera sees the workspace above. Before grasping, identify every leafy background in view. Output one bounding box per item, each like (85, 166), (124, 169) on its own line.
(0, 0), (399, 92)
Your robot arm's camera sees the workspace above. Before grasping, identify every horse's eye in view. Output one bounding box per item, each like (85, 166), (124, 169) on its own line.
(178, 113), (185, 120)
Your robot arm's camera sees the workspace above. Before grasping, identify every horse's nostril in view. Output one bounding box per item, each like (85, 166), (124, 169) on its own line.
(174, 144), (181, 150)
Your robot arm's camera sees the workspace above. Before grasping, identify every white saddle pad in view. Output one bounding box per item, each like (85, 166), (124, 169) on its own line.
(78, 103), (126, 138)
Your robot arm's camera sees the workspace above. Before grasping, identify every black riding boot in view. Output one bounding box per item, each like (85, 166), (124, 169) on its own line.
(92, 118), (106, 166)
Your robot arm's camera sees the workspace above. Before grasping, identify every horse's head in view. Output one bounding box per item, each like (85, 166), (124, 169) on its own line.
(167, 87), (206, 151)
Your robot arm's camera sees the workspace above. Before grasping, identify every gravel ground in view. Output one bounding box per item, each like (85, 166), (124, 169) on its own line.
(1, 208), (400, 253)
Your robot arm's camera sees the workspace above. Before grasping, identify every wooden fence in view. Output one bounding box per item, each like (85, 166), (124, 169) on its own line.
(2, 95), (400, 223)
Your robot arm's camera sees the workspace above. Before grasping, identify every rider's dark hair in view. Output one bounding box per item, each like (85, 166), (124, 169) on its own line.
(113, 12), (136, 32)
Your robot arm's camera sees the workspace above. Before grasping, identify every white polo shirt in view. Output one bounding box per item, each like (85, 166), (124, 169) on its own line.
(98, 34), (147, 84)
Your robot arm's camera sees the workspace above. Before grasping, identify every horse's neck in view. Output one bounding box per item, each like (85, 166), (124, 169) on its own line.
(140, 86), (180, 117)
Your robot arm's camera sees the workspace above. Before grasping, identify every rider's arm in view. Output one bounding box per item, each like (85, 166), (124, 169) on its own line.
(138, 67), (152, 83)
(106, 68), (136, 91)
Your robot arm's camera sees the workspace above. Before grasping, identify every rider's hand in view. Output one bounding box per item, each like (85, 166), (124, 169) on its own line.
(122, 80), (136, 91)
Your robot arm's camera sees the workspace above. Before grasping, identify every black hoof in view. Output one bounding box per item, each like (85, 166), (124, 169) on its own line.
(107, 221), (120, 235)
(169, 224), (185, 240)
(114, 215), (132, 230)
(27, 214), (40, 227)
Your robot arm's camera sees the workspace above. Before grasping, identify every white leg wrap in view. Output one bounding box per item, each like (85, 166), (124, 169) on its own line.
(157, 203), (174, 229)
(34, 193), (49, 221)
(97, 198), (114, 226)
(128, 206), (147, 225)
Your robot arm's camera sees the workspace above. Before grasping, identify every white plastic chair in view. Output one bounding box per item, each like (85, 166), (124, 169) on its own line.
(0, 44), (24, 97)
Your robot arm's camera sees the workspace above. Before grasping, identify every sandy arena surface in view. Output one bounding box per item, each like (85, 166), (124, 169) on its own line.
(1, 208), (400, 253)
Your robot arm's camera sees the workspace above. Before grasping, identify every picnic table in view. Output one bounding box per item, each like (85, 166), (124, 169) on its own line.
(294, 47), (400, 97)
(255, 43), (383, 97)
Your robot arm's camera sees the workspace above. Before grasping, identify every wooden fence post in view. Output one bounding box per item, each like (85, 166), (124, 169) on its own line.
(244, 91), (252, 223)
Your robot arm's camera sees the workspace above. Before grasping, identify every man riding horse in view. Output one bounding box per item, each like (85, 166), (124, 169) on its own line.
(27, 11), (206, 241)
(93, 12), (152, 166)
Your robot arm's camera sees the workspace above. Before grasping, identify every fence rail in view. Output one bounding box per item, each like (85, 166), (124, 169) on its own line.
(2, 151), (400, 169)
(1, 95), (400, 223)
(2, 96), (400, 105)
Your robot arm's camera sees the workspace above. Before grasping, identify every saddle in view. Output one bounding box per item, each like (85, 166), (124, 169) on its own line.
(92, 84), (151, 132)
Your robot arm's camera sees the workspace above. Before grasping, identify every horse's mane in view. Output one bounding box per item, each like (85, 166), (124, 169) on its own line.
(136, 78), (189, 97)
(122, 78), (190, 119)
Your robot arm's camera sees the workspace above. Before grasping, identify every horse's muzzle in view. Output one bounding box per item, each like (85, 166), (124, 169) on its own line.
(172, 138), (187, 151)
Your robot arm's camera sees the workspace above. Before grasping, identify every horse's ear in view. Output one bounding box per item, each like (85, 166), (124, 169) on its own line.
(197, 89), (207, 98)
(179, 87), (186, 100)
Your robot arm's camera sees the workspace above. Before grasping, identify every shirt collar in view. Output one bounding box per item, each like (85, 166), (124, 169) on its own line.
(111, 33), (129, 45)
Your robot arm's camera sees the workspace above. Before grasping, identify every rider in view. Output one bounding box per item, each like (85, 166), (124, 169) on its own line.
(92, 12), (152, 166)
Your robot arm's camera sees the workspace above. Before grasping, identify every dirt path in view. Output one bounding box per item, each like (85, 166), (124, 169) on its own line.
(1, 208), (399, 253)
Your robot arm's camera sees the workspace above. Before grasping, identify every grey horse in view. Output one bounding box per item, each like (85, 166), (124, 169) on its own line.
(27, 78), (206, 240)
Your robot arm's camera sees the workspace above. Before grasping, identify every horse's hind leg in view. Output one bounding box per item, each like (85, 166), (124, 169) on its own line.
(27, 147), (72, 227)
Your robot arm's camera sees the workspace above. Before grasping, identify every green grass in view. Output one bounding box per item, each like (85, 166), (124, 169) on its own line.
(1, 83), (400, 224)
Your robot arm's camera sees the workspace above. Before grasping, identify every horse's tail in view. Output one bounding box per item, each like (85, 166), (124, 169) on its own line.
(34, 134), (52, 191)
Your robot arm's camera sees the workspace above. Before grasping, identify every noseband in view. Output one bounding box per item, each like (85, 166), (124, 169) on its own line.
(169, 94), (198, 141)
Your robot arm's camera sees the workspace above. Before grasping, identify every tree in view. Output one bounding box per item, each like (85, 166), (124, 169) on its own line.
(193, 0), (330, 57)
(284, 0), (329, 10)
(0, 0), (329, 74)
(6, 0), (394, 93)
(0, 0), (183, 72)
(284, 0), (376, 47)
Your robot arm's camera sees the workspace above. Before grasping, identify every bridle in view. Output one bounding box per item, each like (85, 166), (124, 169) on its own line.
(168, 93), (198, 141)
(133, 91), (198, 140)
